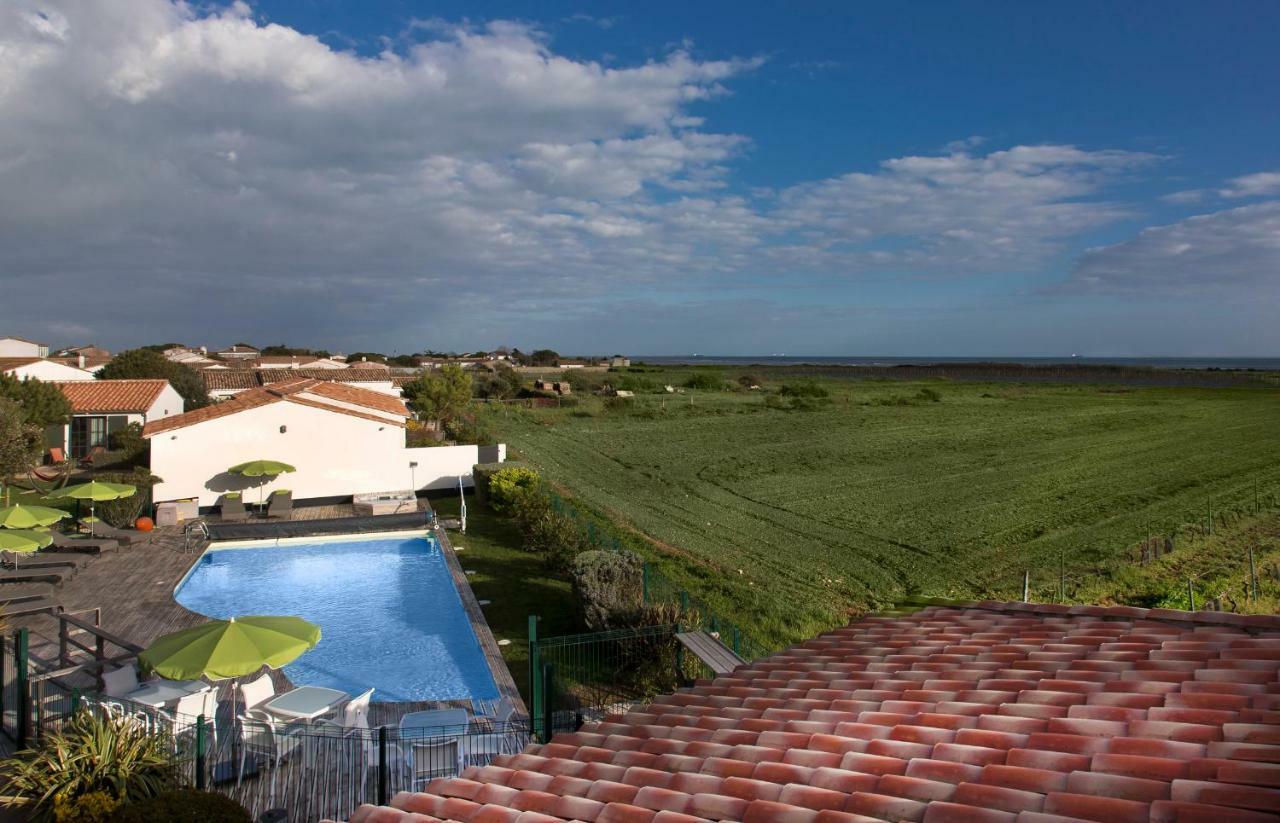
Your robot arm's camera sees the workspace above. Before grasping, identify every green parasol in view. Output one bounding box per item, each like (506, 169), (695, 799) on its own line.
(0, 503), (70, 530)
(228, 460), (296, 513)
(45, 481), (136, 536)
(0, 529), (54, 569)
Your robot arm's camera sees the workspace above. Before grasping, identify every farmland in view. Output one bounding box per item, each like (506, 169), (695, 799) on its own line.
(478, 370), (1280, 648)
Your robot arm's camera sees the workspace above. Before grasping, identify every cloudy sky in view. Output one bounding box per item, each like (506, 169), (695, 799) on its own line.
(1, 0), (1277, 356)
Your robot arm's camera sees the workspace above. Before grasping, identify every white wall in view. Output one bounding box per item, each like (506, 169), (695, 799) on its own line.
(0, 339), (46, 357)
(144, 384), (185, 421)
(148, 401), (503, 507)
(5, 360), (95, 381)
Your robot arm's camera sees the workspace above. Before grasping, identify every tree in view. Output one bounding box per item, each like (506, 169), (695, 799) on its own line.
(346, 351), (386, 364)
(474, 366), (523, 400)
(96, 348), (209, 409)
(528, 349), (560, 366)
(0, 397), (43, 504)
(0, 373), (72, 428)
(402, 364), (472, 427)
(387, 354), (419, 367)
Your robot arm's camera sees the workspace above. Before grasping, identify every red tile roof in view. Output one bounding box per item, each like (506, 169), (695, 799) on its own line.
(201, 368), (401, 392)
(143, 378), (408, 436)
(53, 379), (171, 414)
(341, 602), (1280, 823)
(0, 357), (42, 372)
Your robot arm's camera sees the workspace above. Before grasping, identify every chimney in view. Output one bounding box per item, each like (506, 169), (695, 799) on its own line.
(362, 356), (368, 362)
(77, 353), (86, 368)
(199, 346), (207, 354)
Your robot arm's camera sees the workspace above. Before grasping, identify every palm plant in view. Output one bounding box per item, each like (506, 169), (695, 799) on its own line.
(0, 711), (178, 821)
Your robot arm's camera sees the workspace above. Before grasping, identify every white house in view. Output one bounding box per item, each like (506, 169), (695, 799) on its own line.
(253, 355), (349, 370)
(144, 378), (503, 508)
(52, 379), (184, 458)
(1, 358), (96, 382)
(215, 344), (260, 360)
(0, 337), (49, 357)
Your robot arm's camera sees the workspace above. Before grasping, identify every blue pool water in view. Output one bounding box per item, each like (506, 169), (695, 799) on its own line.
(176, 534), (499, 703)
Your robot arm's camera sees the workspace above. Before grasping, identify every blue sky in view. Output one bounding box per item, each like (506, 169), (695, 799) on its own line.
(0, 1), (1277, 355)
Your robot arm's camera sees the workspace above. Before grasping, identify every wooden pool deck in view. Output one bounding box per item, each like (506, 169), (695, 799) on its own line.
(1, 504), (524, 820)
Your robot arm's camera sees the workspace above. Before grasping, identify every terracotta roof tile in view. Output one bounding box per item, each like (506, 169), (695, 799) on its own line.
(143, 378), (407, 436)
(338, 603), (1280, 823)
(53, 379), (171, 413)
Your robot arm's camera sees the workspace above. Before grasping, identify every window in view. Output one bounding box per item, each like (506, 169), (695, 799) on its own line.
(70, 416), (108, 458)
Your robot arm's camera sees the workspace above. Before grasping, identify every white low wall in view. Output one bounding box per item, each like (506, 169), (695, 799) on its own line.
(148, 401), (504, 507)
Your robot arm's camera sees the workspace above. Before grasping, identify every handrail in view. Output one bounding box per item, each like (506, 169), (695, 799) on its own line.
(59, 612), (144, 654)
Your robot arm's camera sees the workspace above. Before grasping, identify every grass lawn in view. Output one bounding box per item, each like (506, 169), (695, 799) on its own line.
(431, 496), (577, 702)
(481, 373), (1280, 649)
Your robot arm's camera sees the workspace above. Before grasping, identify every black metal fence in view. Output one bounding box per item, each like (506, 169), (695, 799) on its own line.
(1, 634), (531, 823)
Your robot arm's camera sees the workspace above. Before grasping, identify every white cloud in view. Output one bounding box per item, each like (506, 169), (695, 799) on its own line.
(0, 0), (1176, 348)
(770, 144), (1156, 271)
(1066, 202), (1280, 296)
(1219, 171), (1280, 199)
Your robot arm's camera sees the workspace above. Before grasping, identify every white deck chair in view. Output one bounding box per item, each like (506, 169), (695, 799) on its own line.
(238, 672), (275, 719)
(317, 688), (373, 735)
(403, 737), (462, 790)
(237, 714), (306, 805)
(164, 688), (219, 750)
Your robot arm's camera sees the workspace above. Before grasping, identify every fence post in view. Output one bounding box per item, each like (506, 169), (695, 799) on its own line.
(1058, 553), (1065, 603)
(16, 628), (30, 749)
(679, 590), (690, 616)
(377, 726), (389, 806)
(642, 563), (650, 604)
(1208, 499), (1213, 535)
(1187, 579), (1196, 611)
(527, 615), (541, 741)
(1022, 571), (1030, 603)
(1248, 545), (1259, 603)
(732, 627), (740, 656)
(540, 663), (555, 744)
(0, 635), (6, 729)
(195, 715), (207, 790)
(71, 688), (80, 715)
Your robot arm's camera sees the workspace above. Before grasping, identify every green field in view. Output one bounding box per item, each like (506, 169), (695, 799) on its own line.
(480, 372), (1280, 647)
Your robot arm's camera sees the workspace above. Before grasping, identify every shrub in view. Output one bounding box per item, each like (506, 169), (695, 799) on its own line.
(54, 790), (121, 823)
(615, 374), (660, 393)
(92, 468), (162, 528)
(472, 461), (525, 503)
(736, 374), (762, 388)
(916, 387), (942, 402)
(108, 423), (147, 457)
(97, 349), (208, 410)
(488, 467), (541, 514)
(683, 371), (724, 391)
(779, 382), (829, 399)
(570, 550), (645, 630)
(0, 711), (177, 822)
(109, 789), (251, 823)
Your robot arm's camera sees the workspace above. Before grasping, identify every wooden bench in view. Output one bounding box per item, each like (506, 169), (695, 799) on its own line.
(676, 630), (746, 675)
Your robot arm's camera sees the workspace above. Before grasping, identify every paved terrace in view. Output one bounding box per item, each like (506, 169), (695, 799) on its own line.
(343, 602), (1280, 823)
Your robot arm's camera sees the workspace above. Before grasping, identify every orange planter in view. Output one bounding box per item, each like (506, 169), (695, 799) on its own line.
(134, 516), (155, 532)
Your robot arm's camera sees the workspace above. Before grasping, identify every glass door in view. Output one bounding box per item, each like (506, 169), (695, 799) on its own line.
(70, 416), (107, 458)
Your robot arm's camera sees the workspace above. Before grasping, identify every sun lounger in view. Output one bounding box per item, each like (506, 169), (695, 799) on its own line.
(219, 493), (248, 522)
(78, 445), (107, 468)
(91, 522), (146, 546)
(0, 569), (67, 586)
(47, 531), (119, 554)
(267, 490), (293, 520)
(0, 594), (64, 618)
(4, 554), (90, 576)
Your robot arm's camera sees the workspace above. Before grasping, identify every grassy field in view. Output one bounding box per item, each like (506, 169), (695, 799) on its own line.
(479, 371), (1280, 648)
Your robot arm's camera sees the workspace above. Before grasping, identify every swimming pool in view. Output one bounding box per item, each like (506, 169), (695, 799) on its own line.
(176, 533), (499, 703)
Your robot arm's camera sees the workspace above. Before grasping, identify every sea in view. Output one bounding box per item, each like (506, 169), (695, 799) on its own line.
(638, 356), (1280, 371)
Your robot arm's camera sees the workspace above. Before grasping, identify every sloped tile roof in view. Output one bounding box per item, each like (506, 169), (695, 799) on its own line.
(143, 378), (408, 436)
(259, 368), (396, 383)
(53, 379), (171, 414)
(0, 357), (42, 371)
(202, 370), (262, 391)
(341, 602), (1280, 823)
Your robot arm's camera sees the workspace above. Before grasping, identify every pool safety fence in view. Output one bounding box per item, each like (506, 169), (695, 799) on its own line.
(1, 643), (530, 822)
(641, 561), (773, 663)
